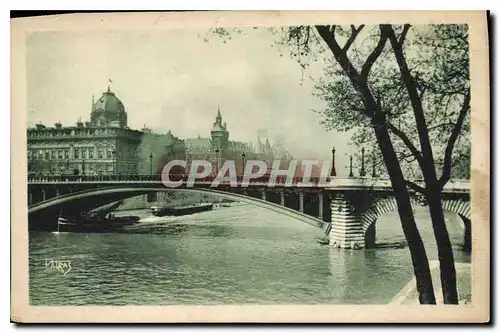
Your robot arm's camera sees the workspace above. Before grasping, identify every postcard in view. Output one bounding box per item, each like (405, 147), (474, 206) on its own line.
(11, 11), (490, 323)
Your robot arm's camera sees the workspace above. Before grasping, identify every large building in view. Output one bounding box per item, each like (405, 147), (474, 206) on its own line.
(184, 108), (292, 174)
(27, 87), (144, 176)
(27, 88), (291, 177)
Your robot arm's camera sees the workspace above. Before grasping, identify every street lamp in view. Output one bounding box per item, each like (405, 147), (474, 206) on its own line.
(112, 150), (116, 175)
(241, 152), (246, 176)
(149, 153), (153, 175)
(371, 150), (377, 178)
(331, 146), (337, 177)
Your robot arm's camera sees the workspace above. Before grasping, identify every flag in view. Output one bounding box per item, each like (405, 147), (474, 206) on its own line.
(109, 79), (113, 83)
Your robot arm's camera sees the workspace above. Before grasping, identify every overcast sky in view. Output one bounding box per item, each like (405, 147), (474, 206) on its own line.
(27, 28), (359, 176)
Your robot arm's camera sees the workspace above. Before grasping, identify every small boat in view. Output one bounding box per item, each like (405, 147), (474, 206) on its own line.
(56, 213), (140, 233)
(150, 203), (213, 217)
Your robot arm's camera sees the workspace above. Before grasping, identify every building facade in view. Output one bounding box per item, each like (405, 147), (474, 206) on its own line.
(184, 108), (293, 175)
(27, 87), (143, 176)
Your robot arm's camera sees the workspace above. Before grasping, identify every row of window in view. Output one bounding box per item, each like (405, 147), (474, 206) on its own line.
(40, 162), (114, 171)
(28, 148), (118, 160)
(27, 128), (123, 139)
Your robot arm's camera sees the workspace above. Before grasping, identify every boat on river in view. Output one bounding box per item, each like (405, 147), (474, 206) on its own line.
(56, 213), (140, 233)
(150, 203), (213, 217)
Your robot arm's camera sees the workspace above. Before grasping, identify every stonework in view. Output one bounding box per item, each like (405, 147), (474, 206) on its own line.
(27, 88), (143, 176)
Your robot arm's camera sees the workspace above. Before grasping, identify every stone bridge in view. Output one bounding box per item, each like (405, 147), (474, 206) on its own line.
(27, 175), (471, 250)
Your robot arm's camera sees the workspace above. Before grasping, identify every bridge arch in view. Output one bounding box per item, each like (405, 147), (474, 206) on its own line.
(360, 196), (471, 250)
(28, 186), (327, 232)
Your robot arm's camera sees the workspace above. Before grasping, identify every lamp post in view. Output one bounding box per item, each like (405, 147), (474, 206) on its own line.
(149, 153), (153, 175)
(241, 152), (246, 176)
(82, 159), (85, 176)
(331, 146), (337, 177)
(112, 150), (116, 175)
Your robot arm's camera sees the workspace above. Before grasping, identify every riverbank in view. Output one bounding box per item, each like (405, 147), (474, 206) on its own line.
(390, 260), (471, 305)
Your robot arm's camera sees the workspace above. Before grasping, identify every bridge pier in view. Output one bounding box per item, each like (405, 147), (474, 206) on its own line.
(329, 193), (364, 249)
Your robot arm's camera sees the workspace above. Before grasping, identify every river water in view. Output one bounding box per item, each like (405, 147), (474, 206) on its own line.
(29, 204), (471, 305)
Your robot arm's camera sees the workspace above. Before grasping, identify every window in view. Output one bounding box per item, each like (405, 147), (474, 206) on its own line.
(64, 149), (69, 159)
(74, 149), (79, 159)
(98, 149), (103, 159)
(58, 150), (63, 159)
(45, 151), (50, 160)
(38, 150), (44, 160)
(51, 150), (56, 159)
(82, 149), (87, 159)
(107, 150), (112, 159)
(89, 149), (94, 159)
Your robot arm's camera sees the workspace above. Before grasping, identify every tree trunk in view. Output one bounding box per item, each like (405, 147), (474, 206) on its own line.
(373, 119), (437, 304)
(426, 189), (459, 304)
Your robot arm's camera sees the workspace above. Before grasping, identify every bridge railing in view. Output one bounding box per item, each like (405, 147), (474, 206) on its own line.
(28, 174), (332, 185)
(27, 174), (160, 183)
(26, 174), (470, 192)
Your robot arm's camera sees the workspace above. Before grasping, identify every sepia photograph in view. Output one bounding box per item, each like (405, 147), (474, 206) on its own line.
(11, 11), (490, 323)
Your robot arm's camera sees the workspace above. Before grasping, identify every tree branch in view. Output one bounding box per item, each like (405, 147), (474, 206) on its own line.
(437, 88), (471, 188)
(406, 180), (426, 194)
(388, 122), (424, 170)
(315, 25), (389, 120)
(361, 29), (389, 78)
(383, 24), (439, 184)
(427, 122), (456, 132)
(343, 25), (365, 53)
(398, 24), (411, 46)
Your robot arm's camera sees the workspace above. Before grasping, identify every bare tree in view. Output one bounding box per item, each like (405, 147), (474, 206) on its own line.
(310, 24), (469, 304)
(208, 23), (470, 304)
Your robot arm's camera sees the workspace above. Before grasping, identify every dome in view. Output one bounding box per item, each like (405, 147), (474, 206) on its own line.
(90, 87), (127, 128)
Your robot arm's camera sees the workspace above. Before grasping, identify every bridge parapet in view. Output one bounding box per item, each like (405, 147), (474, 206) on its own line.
(26, 174), (470, 194)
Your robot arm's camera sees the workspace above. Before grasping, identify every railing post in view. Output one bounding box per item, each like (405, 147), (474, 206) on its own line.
(299, 191), (304, 213)
(318, 192), (324, 221)
(261, 190), (266, 201)
(280, 191), (285, 206)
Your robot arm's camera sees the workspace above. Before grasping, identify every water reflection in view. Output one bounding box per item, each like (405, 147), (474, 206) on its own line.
(29, 204), (469, 305)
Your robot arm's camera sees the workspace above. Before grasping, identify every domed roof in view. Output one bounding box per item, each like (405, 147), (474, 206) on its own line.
(91, 87), (127, 128)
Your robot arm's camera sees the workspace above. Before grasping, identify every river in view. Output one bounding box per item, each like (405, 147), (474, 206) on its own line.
(29, 204), (471, 305)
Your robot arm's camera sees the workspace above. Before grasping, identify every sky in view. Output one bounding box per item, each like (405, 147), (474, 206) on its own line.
(26, 28), (359, 176)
